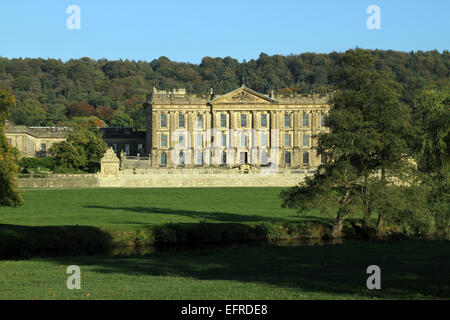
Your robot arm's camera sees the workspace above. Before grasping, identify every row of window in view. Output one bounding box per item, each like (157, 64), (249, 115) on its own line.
(160, 133), (311, 148)
(160, 113), (326, 129)
(111, 143), (144, 156)
(159, 151), (325, 166)
(161, 114), (204, 129)
(284, 152), (310, 165)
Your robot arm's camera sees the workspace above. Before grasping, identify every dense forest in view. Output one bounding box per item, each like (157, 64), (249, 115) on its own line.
(0, 50), (448, 130)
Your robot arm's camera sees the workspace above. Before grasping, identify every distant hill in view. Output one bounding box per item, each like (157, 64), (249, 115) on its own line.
(0, 50), (448, 129)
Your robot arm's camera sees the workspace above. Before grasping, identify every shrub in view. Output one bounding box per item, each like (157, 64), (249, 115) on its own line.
(19, 157), (55, 172)
(254, 222), (332, 241)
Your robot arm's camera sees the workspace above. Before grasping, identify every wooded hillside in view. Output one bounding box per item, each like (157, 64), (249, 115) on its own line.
(1, 50), (448, 130)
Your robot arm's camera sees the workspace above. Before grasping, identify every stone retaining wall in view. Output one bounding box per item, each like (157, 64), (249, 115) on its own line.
(99, 172), (306, 187)
(18, 174), (99, 188)
(18, 171), (309, 188)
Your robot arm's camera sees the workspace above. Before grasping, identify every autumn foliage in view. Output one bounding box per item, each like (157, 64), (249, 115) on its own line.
(65, 102), (96, 118)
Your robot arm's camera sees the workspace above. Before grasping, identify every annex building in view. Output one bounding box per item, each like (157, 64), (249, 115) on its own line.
(145, 85), (331, 169)
(4, 123), (145, 159)
(4, 123), (69, 157)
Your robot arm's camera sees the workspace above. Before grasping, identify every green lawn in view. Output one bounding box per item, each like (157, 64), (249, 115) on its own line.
(0, 240), (448, 300)
(0, 187), (352, 259)
(0, 188), (448, 300)
(0, 187), (328, 230)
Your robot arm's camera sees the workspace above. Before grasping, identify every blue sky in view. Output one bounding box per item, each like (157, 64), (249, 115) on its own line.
(0, 0), (448, 63)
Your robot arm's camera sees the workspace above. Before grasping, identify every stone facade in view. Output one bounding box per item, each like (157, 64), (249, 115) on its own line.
(4, 124), (70, 157)
(5, 124), (146, 158)
(144, 85), (331, 169)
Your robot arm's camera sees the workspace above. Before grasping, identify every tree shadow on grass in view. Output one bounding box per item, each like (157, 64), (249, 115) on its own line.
(0, 224), (113, 260)
(47, 240), (450, 299)
(84, 205), (286, 223)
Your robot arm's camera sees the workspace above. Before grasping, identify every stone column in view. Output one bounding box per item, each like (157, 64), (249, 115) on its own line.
(145, 104), (153, 156)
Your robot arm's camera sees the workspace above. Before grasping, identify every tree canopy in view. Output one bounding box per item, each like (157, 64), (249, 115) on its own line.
(281, 49), (419, 238)
(0, 50), (448, 129)
(0, 87), (23, 207)
(412, 85), (450, 236)
(49, 127), (108, 173)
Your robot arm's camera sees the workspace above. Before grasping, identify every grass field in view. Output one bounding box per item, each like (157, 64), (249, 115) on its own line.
(0, 188), (348, 257)
(0, 187), (315, 229)
(0, 240), (448, 300)
(1, 187), (448, 300)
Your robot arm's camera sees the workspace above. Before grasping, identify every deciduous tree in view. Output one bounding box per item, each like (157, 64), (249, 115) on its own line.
(109, 111), (134, 128)
(413, 85), (450, 236)
(50, 126), (108, 173)
(11, 98), (46, 126)
(0, 87), (23, 207)
(281, 49), (413, 237)
(65, 102), (96, 118)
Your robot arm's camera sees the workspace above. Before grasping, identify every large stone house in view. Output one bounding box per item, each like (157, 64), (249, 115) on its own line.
(144, 85), (331, 168)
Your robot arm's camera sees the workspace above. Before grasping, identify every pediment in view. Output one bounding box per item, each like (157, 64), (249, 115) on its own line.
(101, 147), (120, 162)
(212, 86), (277, 104)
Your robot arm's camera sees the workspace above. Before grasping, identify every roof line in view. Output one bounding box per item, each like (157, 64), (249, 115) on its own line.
(211, 85), (278, 103)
